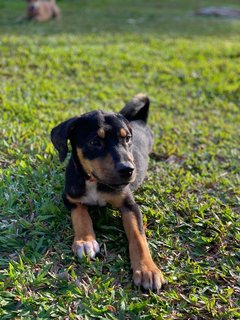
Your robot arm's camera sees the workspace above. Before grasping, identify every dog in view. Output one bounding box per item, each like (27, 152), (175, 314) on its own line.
(25, 0), (60, 22)
(51, 94), (165, 291)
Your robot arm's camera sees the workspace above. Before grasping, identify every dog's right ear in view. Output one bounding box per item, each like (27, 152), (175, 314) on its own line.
(51, 117), (79, 162)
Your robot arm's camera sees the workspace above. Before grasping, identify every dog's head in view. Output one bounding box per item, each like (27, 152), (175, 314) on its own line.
(51, 110), (136, 187)
(26, 0), (40, 13)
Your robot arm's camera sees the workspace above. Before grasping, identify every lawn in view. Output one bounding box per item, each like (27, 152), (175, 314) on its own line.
(0, 0), (240, 319)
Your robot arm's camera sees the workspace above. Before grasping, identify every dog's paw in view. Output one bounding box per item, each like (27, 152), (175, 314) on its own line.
(133, 263), (166, 292)
(72, 240), (100, 259)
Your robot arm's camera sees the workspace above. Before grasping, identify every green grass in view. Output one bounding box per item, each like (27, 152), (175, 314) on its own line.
(0, 0), (240, 319)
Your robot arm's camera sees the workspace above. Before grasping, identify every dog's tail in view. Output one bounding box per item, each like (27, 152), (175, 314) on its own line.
(120, 93), (150, 124)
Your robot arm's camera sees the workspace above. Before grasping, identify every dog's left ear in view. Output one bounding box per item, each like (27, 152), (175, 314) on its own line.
(120, 93), (150, 123)
(51, 117), (80, 162)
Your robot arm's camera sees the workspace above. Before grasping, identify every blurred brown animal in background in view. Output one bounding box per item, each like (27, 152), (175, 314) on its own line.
(26, 0), (60, 22)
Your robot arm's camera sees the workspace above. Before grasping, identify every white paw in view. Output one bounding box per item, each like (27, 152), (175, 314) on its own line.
(73, 240), (100, 259)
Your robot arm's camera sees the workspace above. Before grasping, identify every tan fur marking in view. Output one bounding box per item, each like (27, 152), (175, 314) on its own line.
(119, 128), (127, 138)
(26, 0), (60, 22)
(122, 213), (152, 268)
(102, 190), (127, 208)
(77, 148), (93, 175)
(92, 154), (115, 178)
(71, 204), (96, 249)
(66, 194), (81, 204)
(122, 211), (165, 289)
(77, 147), (118, 183)
(97, 128), (105, 139)
(127, 153), (134, 162)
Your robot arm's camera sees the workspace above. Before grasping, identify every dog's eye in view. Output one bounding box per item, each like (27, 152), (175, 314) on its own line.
(89, 137), (102, 147)
(125, 135), (132, 143)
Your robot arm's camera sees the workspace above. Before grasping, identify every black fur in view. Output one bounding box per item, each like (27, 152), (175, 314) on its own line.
(120, 94), (150, 123)
(51, 94), (154, 209)
(51, 117), (79, 162)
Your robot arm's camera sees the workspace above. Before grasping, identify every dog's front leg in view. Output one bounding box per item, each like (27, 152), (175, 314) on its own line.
(120, 197), (165, 292)
(71, 203), (100, 259)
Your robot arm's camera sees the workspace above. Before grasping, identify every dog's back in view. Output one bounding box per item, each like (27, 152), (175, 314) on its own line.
(120, 94), (154, 189)
(39, 0), (60, 19)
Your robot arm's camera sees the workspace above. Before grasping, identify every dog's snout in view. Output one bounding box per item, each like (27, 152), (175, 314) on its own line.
(117, 163), (134, 178)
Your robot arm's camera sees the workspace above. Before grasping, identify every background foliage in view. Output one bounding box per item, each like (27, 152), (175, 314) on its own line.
(0, 0), (240, 319)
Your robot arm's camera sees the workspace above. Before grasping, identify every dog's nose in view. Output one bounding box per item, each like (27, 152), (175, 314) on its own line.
(117, 163), (134, 178)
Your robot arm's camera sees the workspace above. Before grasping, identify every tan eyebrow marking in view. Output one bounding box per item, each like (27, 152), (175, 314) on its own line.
(97, 128), (105, 139)
(119, 128), (127, 138)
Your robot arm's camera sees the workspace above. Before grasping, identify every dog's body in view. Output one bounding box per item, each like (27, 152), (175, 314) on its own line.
(26, 0), (60, 22)
(51, 94), (165, 291)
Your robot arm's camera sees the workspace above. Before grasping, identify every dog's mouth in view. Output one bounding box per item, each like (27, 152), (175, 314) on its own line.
(91, 172), (130, 190)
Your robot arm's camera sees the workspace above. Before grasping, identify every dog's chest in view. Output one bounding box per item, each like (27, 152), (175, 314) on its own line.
(80, 180), (106, 206)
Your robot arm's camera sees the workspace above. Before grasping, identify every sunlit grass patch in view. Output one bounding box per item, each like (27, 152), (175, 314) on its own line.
(1, 0), (240, 319)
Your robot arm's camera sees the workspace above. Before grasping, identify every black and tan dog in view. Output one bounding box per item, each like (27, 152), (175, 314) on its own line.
(25, 0), (60, 22)
(51, 94), (165, 291)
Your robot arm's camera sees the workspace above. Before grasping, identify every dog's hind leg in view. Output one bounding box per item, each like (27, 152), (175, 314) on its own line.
(71, 204), (100, 259)
(53, 6), (61, 19)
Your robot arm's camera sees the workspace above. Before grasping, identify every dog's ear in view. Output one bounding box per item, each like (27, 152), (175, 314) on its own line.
(120, 93), (150, 123)
(51, 117), (79, 162)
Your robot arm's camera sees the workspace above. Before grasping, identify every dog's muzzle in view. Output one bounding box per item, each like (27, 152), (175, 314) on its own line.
(117, 162), (135, 179)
